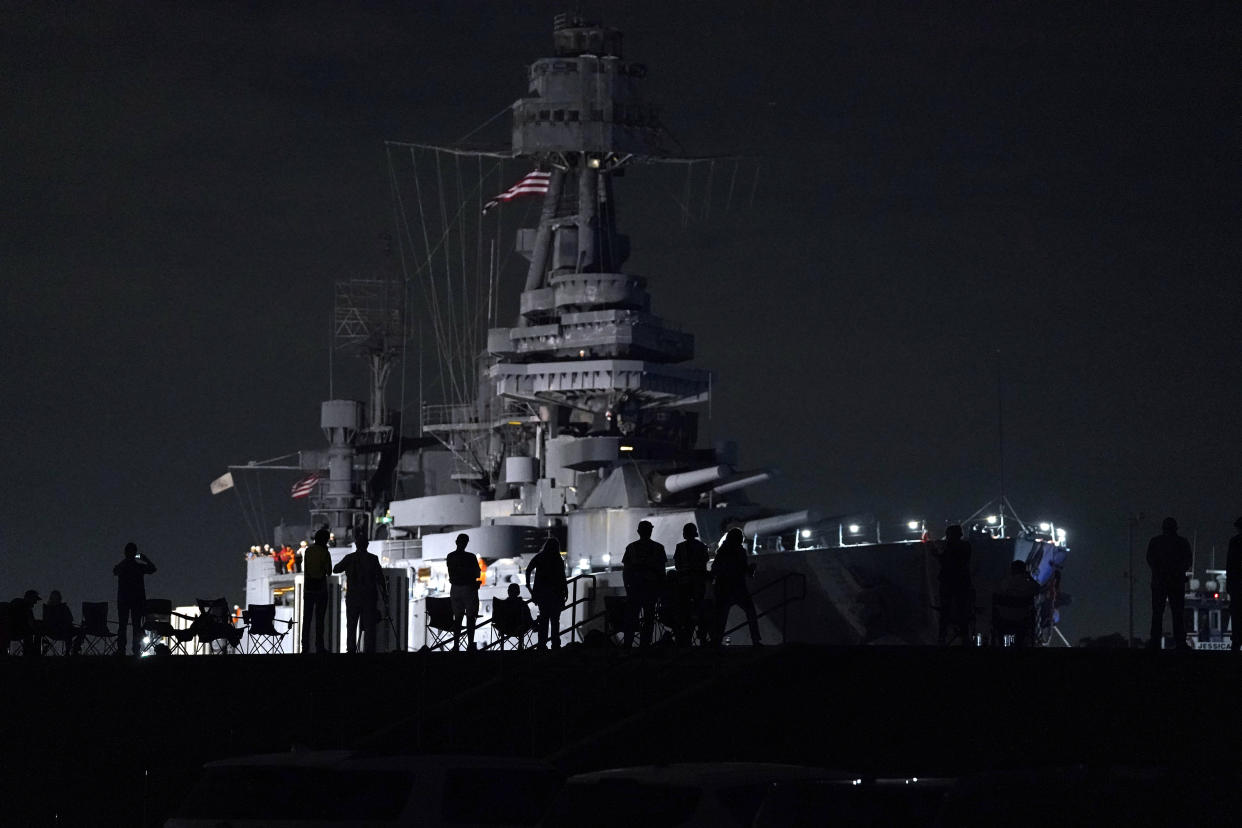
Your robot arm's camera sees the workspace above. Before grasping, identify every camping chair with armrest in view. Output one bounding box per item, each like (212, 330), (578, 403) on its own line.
(191, 597), (243, 653)
(79, 602), (117, 655)
(603, 595), (628, 642)
(424, 596), (457, 650)
(489, 596), (535, 650)
(40, 603), (79, 656)
(243, 603), (295, 654)
(141, 598), (195, 655)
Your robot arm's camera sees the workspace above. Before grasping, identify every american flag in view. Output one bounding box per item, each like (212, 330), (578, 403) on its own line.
(290, 472), (322, 499)
(483, 170), (551, 213)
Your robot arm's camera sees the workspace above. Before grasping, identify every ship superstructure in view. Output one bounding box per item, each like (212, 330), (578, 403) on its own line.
(220, 15), (1071, 651)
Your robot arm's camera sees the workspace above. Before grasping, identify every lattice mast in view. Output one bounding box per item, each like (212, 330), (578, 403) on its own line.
(334, 277), (405, 445)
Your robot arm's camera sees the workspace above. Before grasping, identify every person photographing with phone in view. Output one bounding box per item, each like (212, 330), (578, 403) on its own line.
(113, 542), (156, 656)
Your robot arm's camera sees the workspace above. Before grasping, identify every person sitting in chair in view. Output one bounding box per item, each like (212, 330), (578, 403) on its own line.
(995, 561), (1041, 647)
(42, 590), (78, 655)
(495, 584), (533, 649)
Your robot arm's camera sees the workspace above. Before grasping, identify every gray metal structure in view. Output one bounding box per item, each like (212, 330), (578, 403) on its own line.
(219, 15), (1070, 649)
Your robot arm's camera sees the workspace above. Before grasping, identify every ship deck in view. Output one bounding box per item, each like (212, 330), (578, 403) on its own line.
(3, 645), (1239, 825)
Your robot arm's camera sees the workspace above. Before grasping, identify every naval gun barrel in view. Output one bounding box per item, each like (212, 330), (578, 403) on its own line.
(661, 465), (732, 494)
(742, 510), (820, 537)
(713, 469), (776, 494)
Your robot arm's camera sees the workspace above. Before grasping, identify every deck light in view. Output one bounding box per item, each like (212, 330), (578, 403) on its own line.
(619, 445), (634, 452)
(847, 523), (861, 534)
(602, 553), (611, 564)
(1056, 528), (1067, 543)
(1039, 522), (1051, 531)
(578, 557), (590, 570)
(906, 520), (920, 531)
(801, 529), (812, 538)
(986, 515), (998, 525)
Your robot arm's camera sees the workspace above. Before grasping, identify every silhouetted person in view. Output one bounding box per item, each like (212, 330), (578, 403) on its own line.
(622, 520), (667, 647)
(995, 560), (1041, 647)
(933, 525), (973, 646)
(6, 591), (41, 656)
(1147, 516), (1192, 650)
(1227, 517), (1242, 653)
(301, 528), (332, 654)
(113, 543), (156, 656)
(42, 590), (78, 655)
(526, 538), (568, 649)
(497, 583), (533, 649)
(673, 522), (710, 646)
(333, 536), (386, 653)
(711, 528), (762, 646)
(446, 533), (480, 651)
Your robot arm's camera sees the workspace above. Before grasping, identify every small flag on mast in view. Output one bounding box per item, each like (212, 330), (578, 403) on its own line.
(290, 472), (322, 499)
(483, 170), (551, 213)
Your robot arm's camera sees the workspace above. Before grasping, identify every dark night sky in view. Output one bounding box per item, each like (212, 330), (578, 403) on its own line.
(3, 1), (1238, 643)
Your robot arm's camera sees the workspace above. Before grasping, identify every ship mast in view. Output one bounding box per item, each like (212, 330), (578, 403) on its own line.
(489, 14), (708, 447)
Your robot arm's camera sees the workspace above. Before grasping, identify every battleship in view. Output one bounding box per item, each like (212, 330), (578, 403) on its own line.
(215, 14), (1071, 652)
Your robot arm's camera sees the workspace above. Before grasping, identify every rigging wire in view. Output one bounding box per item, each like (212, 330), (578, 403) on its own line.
(453, 103), (514, 145)
(725, 159), (739, 213)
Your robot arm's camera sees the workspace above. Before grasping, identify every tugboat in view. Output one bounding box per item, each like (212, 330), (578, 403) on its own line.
(216, 15), (1071, 650)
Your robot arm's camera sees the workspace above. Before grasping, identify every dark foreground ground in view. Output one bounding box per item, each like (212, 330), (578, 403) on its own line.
(2, 645), (1239, 826)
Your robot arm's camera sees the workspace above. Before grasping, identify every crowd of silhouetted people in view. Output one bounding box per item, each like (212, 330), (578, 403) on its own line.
(5, 514), (1239, 657)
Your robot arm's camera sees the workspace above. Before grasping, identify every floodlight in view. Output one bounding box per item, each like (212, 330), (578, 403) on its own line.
(578, 557), (590, 570)
(907, 520), (920, 531)
(847, 523), (861, 534)
(1039, 522), (1051, 532)
(801, 529), (812, 538)
(986, 515), (998, 525)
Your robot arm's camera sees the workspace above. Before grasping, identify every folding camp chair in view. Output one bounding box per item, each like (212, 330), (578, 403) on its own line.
(488, 597), (535, 650)
(243, 604), (294, 654)
(79, 602), (117, 655)
(142, 598), (194, 655)
(424, 596), (457, 650)
(603, 595), (628, 642)
(191, 597), (243, 653)
(40, 603), (79, 656)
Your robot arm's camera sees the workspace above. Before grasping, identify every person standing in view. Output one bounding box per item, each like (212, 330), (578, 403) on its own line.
(711, 528), (762, 646)
(673, 522), (710, 646)
(526, 538), (568, 649)
(622, 520), (667, 648)
(932, 525), (973, 646)
(301, 528), (333, 654)
(333, 536), (386, 654)
(1227, 518), (1242, 653)
(113, 543), (156, 656)
(446, 533), (481, 651)
(1147, 516), (1193, 650)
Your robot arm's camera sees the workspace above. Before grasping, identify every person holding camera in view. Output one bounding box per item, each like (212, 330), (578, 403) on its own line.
(113, 542), (156, 656)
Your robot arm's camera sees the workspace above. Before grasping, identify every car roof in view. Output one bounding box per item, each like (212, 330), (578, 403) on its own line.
(568, 763), (833, 786)
(205, 750), (555, 772)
